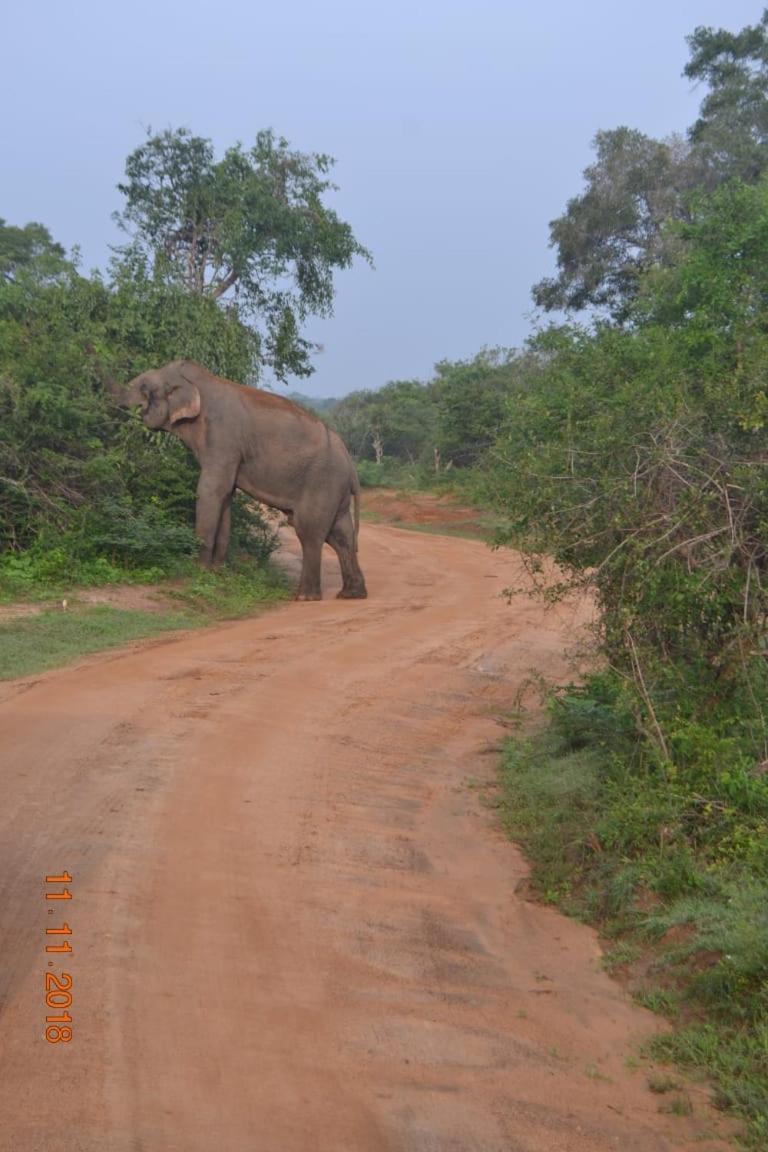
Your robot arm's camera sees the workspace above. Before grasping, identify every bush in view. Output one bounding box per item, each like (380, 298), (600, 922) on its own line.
(68, 496), (199, 568)
(356, 456), (429, 489)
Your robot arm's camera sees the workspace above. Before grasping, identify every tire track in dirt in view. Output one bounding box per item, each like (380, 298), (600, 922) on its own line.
(0, 523), (733, 1150)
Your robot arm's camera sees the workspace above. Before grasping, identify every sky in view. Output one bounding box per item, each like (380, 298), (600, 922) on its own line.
(1, 1), (763, 396)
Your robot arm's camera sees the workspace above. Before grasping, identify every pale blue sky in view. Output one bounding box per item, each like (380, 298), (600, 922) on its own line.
(1, 2), (761, 395)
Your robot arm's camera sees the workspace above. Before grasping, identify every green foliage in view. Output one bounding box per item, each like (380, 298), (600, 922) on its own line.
(498, 172), (768, 1130)
(532, 129), (700, 318)
(499, 728), (603, 907)
(167, 563), (288, 618)
(331, 352), (531, 477)
(0, 218), (69, 285)
(286, 391), (339, 415)
(0, 605), (195, 680)
(331, 378), (438, 465)
(499, 682), (768, 1143)
(355, 456), (427, 489)
(0, 550), (133, 600)
(685, 8), (768, 184)
(647, 1074), (683, 1094)
(491, 181), (768, 772)
(432, 349), (533, 467)
(229, 495), (281, 566)
(537, 10), (768, 318)
(115, 127), (371, 379)
(0, 229), (276, 581)
(649, 1024), (768, 1147)
(69, 496), (200, 568)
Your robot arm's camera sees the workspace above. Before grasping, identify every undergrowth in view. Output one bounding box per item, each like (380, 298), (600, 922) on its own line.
(499, 672), (768, 1147)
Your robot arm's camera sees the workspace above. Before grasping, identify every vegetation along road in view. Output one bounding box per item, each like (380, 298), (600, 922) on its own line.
(0, 520), (733, 1151)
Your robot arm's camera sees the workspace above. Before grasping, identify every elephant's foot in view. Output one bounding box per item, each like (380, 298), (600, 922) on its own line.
(337, 586), (368, 599)
(295, 590), (322, 602)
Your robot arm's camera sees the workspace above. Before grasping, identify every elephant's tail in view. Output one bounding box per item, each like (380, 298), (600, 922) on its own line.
(352, 470), (361, 553)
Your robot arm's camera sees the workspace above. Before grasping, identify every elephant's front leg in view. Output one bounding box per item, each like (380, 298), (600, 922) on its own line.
(195, 472), (234, 568)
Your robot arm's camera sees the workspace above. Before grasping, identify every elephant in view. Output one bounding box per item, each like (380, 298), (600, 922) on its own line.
(105, 360), (367, 601)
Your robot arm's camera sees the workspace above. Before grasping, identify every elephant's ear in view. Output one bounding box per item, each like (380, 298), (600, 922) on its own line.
(167, 376), (201, 424)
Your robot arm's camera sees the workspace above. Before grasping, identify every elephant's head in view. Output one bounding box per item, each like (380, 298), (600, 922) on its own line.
(106, 362), (202, 431)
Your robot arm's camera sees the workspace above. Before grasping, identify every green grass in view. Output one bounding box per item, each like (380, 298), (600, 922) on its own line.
(165, 565), (289, 618)
(633, 987), (680, 1016)
(601, 941), (643, 971)
(0, 565), (290, 681)
(648, 1074), (683, 1094)
(649, 1024), (768, 1140)
(498, 683), (768, 1148)
(0, 606), (194, 679)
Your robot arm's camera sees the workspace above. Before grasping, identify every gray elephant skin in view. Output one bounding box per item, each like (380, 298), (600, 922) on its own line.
(106, 360), (367, 601)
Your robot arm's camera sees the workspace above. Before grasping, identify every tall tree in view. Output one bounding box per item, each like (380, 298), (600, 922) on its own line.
(686, 8), (768, 183)
(535, 11), (768, 321)
(532, 129), (699, 319)
(114, 127), (370, 379)
(0, 219), (70, 285)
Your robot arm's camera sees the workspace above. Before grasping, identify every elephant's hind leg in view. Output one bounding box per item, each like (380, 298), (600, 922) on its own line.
(212, 492), (233, 566)
(327, 509), (367, 599)
(293, 518), (325, 601)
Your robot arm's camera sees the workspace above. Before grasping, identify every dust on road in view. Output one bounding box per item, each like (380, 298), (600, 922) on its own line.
(0, 520), (732, 1150)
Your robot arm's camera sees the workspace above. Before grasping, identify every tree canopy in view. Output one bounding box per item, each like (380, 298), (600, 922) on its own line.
(0, 219), (70, 285)
(535, 8), (768, 320)
(686, 7), (768, 182)
(532, 129), (701, 318)
(114, 128), (370, 380)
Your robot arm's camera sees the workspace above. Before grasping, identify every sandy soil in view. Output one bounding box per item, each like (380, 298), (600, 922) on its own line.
(0, 519), (733, 1151)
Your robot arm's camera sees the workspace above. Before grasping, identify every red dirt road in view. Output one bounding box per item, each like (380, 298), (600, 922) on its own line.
(0, 523), (731, 1151)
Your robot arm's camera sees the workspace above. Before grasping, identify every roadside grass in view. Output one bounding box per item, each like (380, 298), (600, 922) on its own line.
(498, 683), (768, 1148)
(0, 565), (290, 681)
(0, 606), (196, 680)
(164, 565), (288, 618)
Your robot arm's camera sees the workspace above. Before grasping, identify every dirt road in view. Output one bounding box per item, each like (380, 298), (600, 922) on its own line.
(0, 521), (730, 1151)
